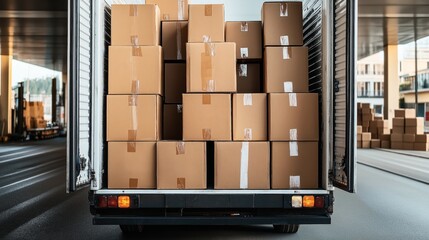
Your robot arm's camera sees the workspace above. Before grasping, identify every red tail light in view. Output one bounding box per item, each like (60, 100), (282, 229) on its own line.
(97, 196), (108, 208)
(315, 196), (325, 208)
(108, 196), (118, 208)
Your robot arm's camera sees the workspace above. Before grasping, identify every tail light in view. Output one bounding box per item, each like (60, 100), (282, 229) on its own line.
(118, 196), (131, 208)
(303, 196), (315, 208)
(108, 196), (118, 208)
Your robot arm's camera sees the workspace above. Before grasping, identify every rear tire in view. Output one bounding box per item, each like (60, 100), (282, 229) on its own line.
(273, 224), (300, 233)
(119, 225), (144, 234)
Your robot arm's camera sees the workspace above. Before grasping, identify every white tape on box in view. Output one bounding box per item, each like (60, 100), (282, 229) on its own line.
(282, 47), (290, 59)
(289, 142), (299, 157)
(239, 64), (248, 77)
(289, 93), (297, 107)
(289, 129), (298, 141)
(178, 0), (185, 20)
(290, 176), (301, 189)
(280, 35), (289, 46)
(243, 94), (253, 106)
(284, 82), (293, 93)
(240, 142), (249, 189)
(240, 48), (249, 58)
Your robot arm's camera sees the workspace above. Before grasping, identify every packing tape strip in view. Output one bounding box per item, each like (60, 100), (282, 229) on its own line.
(131, 80), (140, 94)
(163, 13), (170, 20)
(280, 2), (289, 17)
(240, 48), (249, 58)
(129, 5), (138, 45)
(128, 95), (138, 141)
(241, 22), (249, 32)
(129, 5), (138, 16)
(290, 176), (301, 189)
(238, 64), (248, 77)
(240, 142), (249, 189)
(280, 36), (289, 46)
(202, 94), (211, 105)
(282, 47), (291, 59)
(289, 93), (297, 107)
(243, 94), (253, 106)
(176, 142), (186, 155)
(129, 178), (139, 188)
(132, 46), (142, 57)
(290, 129), (298, 141)
(177, 178), (186, 189)
(289, 142), (299, 157)
(202, 128), (212, 140)
(205, 4), (213, 16)
(284, 81), (293, 92)
(244, 128), (253, 141)
(176, 104), (183, 113)
(176, 22), (183, 60)
(127, 142), (136, 153)
(201, 43), (215, 92)
(178, 0), (185, 20)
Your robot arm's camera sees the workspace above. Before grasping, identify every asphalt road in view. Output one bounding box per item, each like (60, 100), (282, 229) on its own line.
(1, 138), (429, 239)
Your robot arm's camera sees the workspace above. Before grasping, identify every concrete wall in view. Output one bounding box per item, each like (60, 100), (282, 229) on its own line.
(0, 55), (12, 136)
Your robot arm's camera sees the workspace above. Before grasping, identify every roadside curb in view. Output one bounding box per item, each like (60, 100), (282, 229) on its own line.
(374, 149), (429, 160)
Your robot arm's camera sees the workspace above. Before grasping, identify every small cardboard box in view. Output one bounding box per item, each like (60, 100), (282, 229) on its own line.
(415, 134), (429, 143)
(405, 126), (424, 135)
(370, 139), (381, 148)
(163, 104), (183, 140)
(357, 133), (362, 141)
(403, 134), (416, 143)
(392, 126), (404, 134)
(165, 63), (186, 104)
(381, 134), (391, 141)
(109, 46), (162, 95)
(233, 94), (267, 141)
(187, 42), (236, 92)
(271, 142), (318, 189)
(107, 95), (162, 141)
(414, 143), (429, 151)
(362, 103), (370, 109)
(162, 21), (188, 60)
(108, 142), (156, 189)
(226, 21), (262, 59)
(362, 113), (374, 122)
(269, 93), (318, 141)
(215, 142), (270, 189)
(157, 141), (206, 189)
(392, 118), (405, 127)
(357, 125), (362, 134)
(146, 0), (188, 20)
(188, 4), (225, 43)
(391, 142), (403, 150)
(262, 2), (303, 46)
(236, 63), (261, 93)
(395, 109), (415, 118)
(405, 117), (424, 127)
(362, 141), (371, 149)
(362, 132), (371, 141)
(403, 142), (414, 150)
(381, 140), (390, 149)
(112, 4), (160, 46)
(264, 47), (308, 93)
(391, 133), (403, 142)
(183, 94), (232, 141)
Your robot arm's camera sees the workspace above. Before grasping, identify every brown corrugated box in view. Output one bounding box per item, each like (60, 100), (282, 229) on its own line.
(107, 95), (162, 141)
(381, 134), (391, 141)
(357, 133), (362, 141)
(162, 21), (188, 60)
(362, 113), (374, 122)
(357, 125), (362, 134)
(403, 134), (415, 143)
(264, 47), (308, 93)
(262, 2), (303, 46)
(362, 132), (371, 141)
(403, 142), (414, 150)
(187, 42), (236, 92)
(163, 104), (183, 140)
(370, 139), (381, 148)
(233, 94), (267, 141)
(108, 142), (156, 189)
(146, 0), (188, 20)
(109, 46), (162, 95)
(236, 63), (261, 93)
(391, 133), (403, 142)
(183, 94), (232, 141)
(271, 142), (318, 189)
(414, 143), (429, 151)
(225, 21), (262, 59)
(362, 103), (370, 109)
(111, 4), (160, 46)
(391, 142), (403, 150)
(395, 108), (415, 118)
(165, 63), (186, 103)
(392, 127), (404, 134)
(157, 141), (206, 189)
(188, 4), (225, 43)
(416, 134), (429, 143)
(405, 117), (424, 127)
(362, 141), (370, 149)
(215, 142), (270, 189)
(405, 126), (424, 135)
(381, 141), (390, 149)
(269, 93), (318, 141)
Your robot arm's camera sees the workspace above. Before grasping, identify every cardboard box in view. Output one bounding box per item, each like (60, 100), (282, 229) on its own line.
(391, 133), (403, 142)
(415, 134), (429, 143)
(109, 46), (162, 95)
(403, 134), (415, 143)
(362, 108), (372, 114)
(225, 21), (262, 59)
(186, 42), (236, 92)
(357, 141), (362, 148)
(362, 133), (371, 141)
(414, 142), (429, 151)
(395, 109), (415, 118)
(363, 126), (369, 132)
(157, 141), (206, 189)
(237, 63), (261, 93)
(362, 121), (370, 128)
(188, 4), (225, 43)
(371, 139), (381, 148)
(392, 126), (404, 134)
(362, 103), (370, 109)
(162, 21), (188, 60)
(108, 142), (156, 189)
(271, 142), (318, 189)
(357, 125), (362, 134)
(183, 94), (232, 141)
(165, 63), (186, 103)
(264, 47), (308, 93)
(381, 140), (390, 149)
(357, 103), (363, 109)
(362, 113), (374, 122)
(233, 94), (267, 141)
(163, 104), (183, 140)
(107, 95), (162, 141)
(405, 126), (424, 135)
(393, 118), (405, 127)
(391, 142), (403, 150)
(269, 93), (318, 141)
(403, 142), (414, 150)
(262, 2), (303, 46)
(146, 0), (188, 20)
(381, 134), (391, 141)
(362, 141), (370, 149)
(112, 4), (160, 46)
(405, 117), (424, 127)
(357, 133), (362, 141)
(215, 142), (270, 189)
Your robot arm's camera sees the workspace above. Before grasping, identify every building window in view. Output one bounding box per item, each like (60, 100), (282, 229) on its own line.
(374, 105), (382, 114)
(365, 64), (370, 74)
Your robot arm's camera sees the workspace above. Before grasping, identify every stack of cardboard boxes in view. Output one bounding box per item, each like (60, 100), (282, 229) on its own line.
(107, 1), (319, 190)
(391, 109), (425, 150)
(24, 101), (47, 129)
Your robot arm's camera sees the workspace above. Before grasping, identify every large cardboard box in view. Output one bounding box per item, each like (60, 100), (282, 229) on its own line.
(416, 134), (429, 143)
(146, 0), (188, 20)
(370, 139), (381, 148)
(225, 21), (262, 59)
(108, 142), (156, 189)
(262, 2), (303, 46)
(107, 95), (162, 141)
(405, 126), (424, 135)
(271, 142), (318, 189)
(109, 46), (162, 95)
(237, 63), (261, 93)
(414, 143), (429, 151)
(269, 93), (318, 141)
(403, 142), (414, 150)
(162, 21), (188, 60)
(165, 63), (186, 103)
(188, 4), (225, 43)
(183, 94), (232, 141)
(381, 140), (390, 149)
(112, 4), (160, 46)
(357, 133), (362, 141)
(264, 47), (308, 93)
(391, 133), (403, 142)
(362, 141), (370, 149)
(233, 94), (267, 141)
(391, 142), (403, 150)
(163, 104), (183, 140)
(405, 117), (424, 127)
(157, 141), (206, 189)
(403, 134), (415, 143)
(215, 142), (270, 189)
(187, 42), (236, 92)
(395, 109), (415, 118)
(362, 133), (371, 141)
(392, 126), (404, 134)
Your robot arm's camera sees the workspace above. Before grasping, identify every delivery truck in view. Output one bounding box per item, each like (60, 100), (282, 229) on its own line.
(66, 0), (357, 233)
